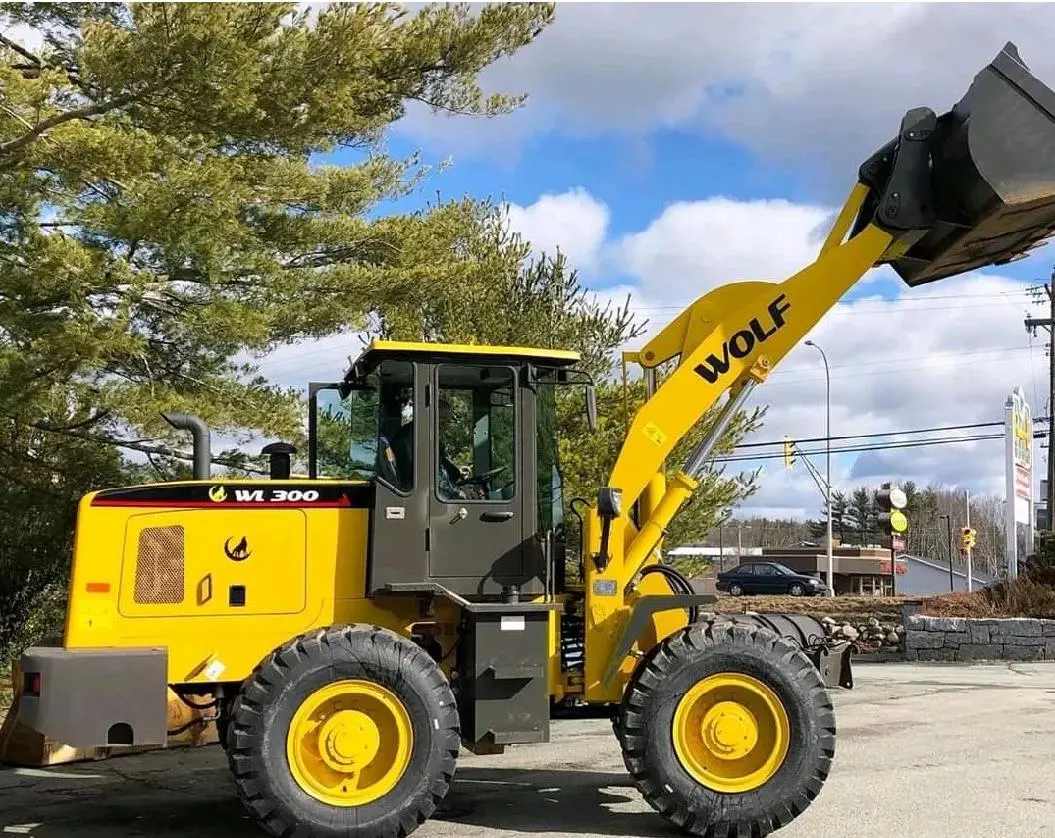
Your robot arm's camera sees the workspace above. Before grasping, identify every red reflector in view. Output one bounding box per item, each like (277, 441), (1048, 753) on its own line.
(23, 672), (40, 696)
(86, 582), (110, 593)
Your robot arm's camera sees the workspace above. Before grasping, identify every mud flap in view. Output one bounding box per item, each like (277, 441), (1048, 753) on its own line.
(867, 42), (1055, 285)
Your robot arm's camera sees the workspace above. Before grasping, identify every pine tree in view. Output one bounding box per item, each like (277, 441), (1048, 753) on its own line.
(0, 1), (556, 656)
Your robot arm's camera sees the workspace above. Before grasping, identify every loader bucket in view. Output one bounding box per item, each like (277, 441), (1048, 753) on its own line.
(877, 42), (1055, 285)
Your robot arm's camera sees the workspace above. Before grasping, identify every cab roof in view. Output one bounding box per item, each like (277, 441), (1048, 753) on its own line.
(349, 339), (581, 373)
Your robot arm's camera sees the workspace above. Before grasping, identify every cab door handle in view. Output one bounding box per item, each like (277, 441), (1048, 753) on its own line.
(481, 511), (514, 522)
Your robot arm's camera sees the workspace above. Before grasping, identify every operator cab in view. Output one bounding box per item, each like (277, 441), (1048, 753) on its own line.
(308, 340), (593, 600)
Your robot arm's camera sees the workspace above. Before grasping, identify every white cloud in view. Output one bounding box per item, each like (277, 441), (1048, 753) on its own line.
(616, 197), (832, 305)
(504, 188), (610, 274)
(395, 5), (1055, 196)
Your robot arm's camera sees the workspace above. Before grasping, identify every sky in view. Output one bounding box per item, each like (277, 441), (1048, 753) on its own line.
(251, 2), (1055, 525)
(13, 3), (1055, 526)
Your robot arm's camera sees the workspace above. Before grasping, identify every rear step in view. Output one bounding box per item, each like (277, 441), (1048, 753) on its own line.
(858, 42), (1055, 285)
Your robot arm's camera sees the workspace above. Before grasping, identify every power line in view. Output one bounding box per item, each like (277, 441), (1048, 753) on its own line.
(735, 420), (1021, 451)
(714, 430), (1033, 465)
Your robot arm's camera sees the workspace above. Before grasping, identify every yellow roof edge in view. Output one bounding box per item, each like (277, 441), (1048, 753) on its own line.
(359, 339), (581, 363)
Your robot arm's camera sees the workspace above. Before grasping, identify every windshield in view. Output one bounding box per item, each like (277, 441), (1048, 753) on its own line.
(313, 359), (414, 491)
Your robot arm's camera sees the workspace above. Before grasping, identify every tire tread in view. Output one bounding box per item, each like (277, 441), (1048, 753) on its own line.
(226, 623), (459, 838)
(615, 617), (837, 838)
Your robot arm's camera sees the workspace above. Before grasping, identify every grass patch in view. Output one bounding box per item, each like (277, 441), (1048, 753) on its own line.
(919, 578), (1055, 619)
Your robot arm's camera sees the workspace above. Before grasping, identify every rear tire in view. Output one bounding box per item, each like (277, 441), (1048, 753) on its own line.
(615, 619), (835, 838)
(226, 624), (460, 838)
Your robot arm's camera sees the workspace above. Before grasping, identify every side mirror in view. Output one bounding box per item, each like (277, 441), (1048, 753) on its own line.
(586, 385), (597, 432)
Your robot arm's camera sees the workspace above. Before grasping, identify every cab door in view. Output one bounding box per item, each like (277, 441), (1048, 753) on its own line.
(427, 362), (525, 595)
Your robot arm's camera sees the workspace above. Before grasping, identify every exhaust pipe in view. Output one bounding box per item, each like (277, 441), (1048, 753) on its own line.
(161, 412), (211, 480)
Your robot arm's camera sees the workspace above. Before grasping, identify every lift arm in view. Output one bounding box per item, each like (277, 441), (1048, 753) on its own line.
(581, 41), (1055, 700)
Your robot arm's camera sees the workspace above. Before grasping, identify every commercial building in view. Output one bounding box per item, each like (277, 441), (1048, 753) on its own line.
(673, 542), (997, 597)
(756, 545), (906, 595)
(671, 542), (908, 596)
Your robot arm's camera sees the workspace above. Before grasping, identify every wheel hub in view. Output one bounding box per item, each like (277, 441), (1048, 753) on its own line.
(671, 672), (791, 794)
(700, 701), (758, 760)
(286, 679), (414, 807)
(318, 710), (381, 772)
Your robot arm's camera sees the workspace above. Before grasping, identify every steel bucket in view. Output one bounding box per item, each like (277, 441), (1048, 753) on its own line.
(872, 42), (1055, 285)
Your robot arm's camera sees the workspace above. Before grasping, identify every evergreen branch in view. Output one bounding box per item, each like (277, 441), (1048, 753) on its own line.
(33, 410), (111, 433)
(0, 90), (140, 157)
(28, 423), (270, 476)
(0, 32), (42, 68)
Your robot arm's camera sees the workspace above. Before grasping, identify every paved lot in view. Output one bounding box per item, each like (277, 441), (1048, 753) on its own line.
(2, 662), (1055, 837)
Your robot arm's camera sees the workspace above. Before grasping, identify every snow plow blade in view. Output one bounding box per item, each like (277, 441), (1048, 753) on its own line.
(862, 42), (1055, 285)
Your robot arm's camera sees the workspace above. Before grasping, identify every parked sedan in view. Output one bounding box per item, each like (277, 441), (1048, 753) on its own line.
(716, 561), (830, 597)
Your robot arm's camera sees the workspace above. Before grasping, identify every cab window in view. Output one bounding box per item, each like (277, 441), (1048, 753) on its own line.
(313, 360), (415, 492)
(436, 364), (516, 502)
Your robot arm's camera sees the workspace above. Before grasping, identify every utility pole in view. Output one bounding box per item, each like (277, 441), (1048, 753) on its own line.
(966, 488), (973, 592)
(1025, 270), (1055, 528)
(939, 513), (953, 591)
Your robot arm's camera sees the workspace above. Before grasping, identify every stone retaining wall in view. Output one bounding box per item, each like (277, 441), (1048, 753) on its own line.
(903, 614), (1055, 661)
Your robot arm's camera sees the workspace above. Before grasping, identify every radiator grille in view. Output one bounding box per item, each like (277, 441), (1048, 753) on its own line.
(134, 525), (185, 604)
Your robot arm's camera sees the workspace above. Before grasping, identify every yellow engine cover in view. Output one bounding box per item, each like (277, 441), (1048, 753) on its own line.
(117, 507), (308, 618)
(63, 479), (423, 687)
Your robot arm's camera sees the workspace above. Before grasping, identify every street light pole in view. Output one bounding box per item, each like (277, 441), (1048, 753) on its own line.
(806, 340), (834, 596)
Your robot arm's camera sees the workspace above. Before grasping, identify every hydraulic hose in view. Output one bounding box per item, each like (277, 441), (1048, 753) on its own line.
(638, 564), (700, 624)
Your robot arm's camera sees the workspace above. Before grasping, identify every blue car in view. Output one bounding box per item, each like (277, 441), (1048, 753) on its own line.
(716, 561), (830, 597)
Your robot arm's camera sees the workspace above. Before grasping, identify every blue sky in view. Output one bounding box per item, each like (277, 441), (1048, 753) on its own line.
(358, 129), (810, 235)
(275, 4), (1055, 536)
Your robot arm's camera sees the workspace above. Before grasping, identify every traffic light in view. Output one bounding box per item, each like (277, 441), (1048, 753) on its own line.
(961, 526), (976, 550)
(876, 482), (908, 535)
(784, 436), (795, 468)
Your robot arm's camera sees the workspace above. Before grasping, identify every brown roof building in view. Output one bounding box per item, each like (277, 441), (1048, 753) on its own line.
(757, 544), (906, 595)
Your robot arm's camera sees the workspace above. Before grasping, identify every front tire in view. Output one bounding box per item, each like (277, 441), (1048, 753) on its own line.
(615, 619), (835, 838)
(226, 624), (460, 838)
(788, 583), (805, 596)
(729, 583), (744, 597)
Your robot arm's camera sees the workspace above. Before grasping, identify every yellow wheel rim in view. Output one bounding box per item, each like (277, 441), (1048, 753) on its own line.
(672, 673), (790, 794)
(286, 679), (413, 807)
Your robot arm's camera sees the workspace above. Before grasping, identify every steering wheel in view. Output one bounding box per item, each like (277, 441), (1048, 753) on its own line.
(456, 466), (506, 488)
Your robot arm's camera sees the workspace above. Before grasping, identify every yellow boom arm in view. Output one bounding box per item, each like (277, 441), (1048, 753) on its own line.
(581, 41), (1055, 700)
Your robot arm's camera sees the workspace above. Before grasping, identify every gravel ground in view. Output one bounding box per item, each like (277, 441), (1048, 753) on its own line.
(1, 661), (1054, 838)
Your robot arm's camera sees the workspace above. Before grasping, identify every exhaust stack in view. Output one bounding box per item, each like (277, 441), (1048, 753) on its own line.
(161, 412), (211, 480)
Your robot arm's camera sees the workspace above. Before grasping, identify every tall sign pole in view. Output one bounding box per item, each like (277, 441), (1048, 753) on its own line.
(966, 488), (972, 592)
(1004, 386), (1033, 578)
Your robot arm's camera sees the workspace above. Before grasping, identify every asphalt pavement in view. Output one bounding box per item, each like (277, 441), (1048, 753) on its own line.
(1, 661), (1054, 838)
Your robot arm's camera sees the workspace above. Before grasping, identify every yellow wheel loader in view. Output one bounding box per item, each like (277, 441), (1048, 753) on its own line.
(15, 42), (1055, 838)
